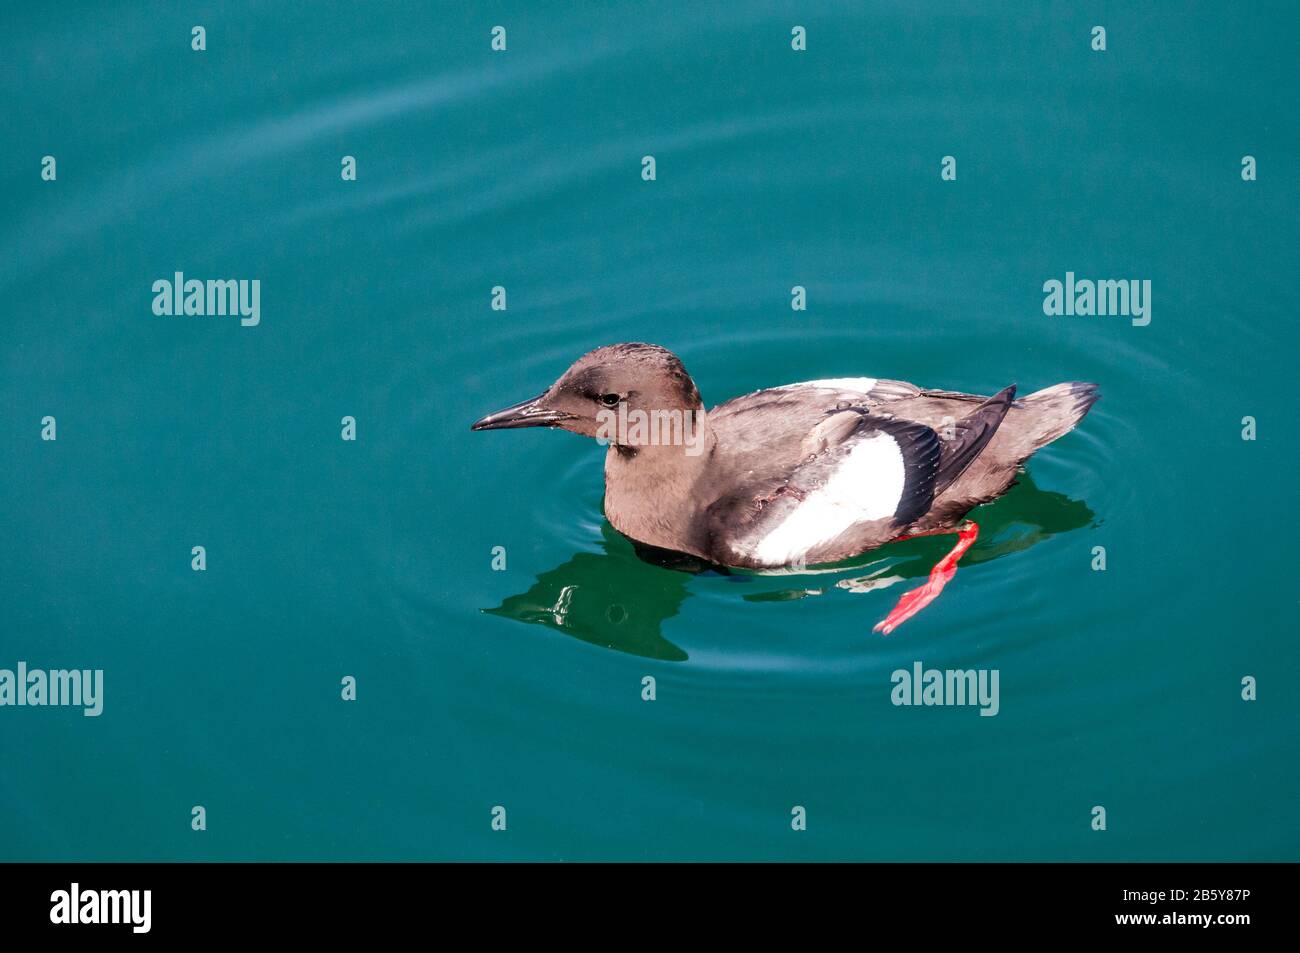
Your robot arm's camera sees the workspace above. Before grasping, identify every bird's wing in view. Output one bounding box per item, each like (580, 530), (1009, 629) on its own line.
(930, 384), (1017, 497)
(705, 410), (941, 568)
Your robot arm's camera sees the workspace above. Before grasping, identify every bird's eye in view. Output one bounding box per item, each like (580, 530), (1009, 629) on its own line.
(599, 393), (621, 407)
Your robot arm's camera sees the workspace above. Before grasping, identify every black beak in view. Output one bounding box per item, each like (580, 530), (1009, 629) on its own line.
(471, 393), (572, 431)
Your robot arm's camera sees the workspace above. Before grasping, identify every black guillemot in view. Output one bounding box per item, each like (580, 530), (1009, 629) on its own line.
(472, 343), (1099, 633)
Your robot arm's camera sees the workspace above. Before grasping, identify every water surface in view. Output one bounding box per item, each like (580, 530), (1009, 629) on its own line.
(2, 1), (1297, 860)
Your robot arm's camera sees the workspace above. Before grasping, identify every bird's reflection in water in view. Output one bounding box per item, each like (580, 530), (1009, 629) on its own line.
(485, 472), (1094, 660)
(484, 528), (700, 661)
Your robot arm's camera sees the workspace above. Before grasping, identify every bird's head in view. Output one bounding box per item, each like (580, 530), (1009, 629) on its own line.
(471, 343), (706, 451)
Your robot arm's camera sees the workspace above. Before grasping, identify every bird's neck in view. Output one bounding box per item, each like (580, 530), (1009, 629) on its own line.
(601, 410), (717, 558)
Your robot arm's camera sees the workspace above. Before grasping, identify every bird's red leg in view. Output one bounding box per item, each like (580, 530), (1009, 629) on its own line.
(872, 521), (979, 635)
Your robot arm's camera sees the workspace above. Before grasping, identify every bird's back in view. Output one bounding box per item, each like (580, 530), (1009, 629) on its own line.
(701, 377), (1098, 565)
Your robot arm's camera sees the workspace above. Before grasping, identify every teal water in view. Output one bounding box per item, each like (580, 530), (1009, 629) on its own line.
(2, 2), (1297, 861)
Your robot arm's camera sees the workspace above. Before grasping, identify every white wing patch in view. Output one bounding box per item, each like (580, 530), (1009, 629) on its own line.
(775, 377), (878, 395)
(750, 432), (905, 566)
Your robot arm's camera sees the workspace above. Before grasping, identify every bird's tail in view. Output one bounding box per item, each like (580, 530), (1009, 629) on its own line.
(1016, 382), (1101, 450)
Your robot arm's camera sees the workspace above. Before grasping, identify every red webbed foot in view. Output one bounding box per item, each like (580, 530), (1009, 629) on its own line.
(873, 521), (979, 635)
